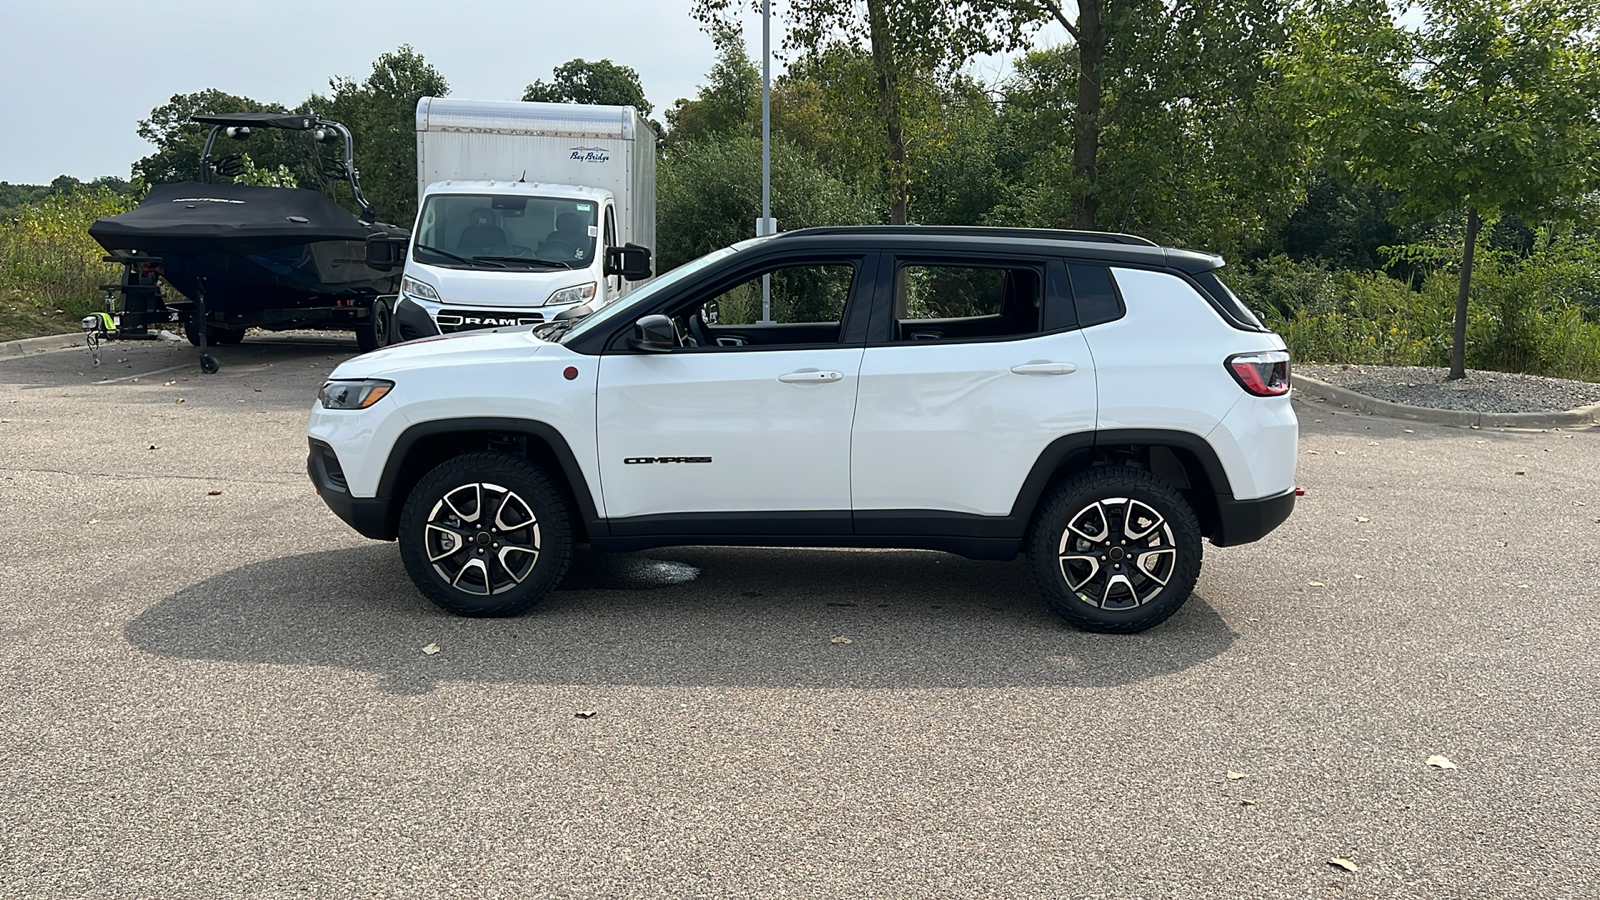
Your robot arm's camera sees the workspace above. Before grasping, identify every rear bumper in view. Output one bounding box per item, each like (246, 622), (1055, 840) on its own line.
(307, 439), (395, 540)
(1210, 487), (1295, 547)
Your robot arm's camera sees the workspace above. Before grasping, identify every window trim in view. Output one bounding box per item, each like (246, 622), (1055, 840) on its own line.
(598, 250), (880, 354)
(864, 254), (1075, 347)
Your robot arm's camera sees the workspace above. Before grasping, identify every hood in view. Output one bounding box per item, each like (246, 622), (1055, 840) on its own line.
(332, 327), (549, 378)
(411, 261), (598, 309)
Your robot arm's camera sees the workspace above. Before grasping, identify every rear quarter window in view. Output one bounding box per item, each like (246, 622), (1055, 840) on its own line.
(1066, 263), (1125, 327)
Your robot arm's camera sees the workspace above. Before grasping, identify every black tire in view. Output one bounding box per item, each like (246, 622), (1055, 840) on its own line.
(355, 298), (392, 353)
(1027, 466), (1202, 633)
(198, 354), (220, 374)
(398, 451), (573, 617)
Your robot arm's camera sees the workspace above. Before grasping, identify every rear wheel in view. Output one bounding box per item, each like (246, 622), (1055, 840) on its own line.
(355, 298), (392, 353)
(398, 452), (573, 617)
(1027, 467), (1202, 633)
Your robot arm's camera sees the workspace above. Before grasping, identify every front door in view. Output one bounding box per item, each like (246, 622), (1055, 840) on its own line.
(595, 256), (871, 524)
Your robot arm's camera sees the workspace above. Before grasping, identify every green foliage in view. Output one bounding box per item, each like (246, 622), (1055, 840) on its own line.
(524, 58), (655, 123)
(231, 154), (298, 189)
(1232, 245), (1600, 380)
(656, 133), (878, 271)
(664, 22), (761, 144)
(0, 186), (136, 325)
(309, 45), (449, 226)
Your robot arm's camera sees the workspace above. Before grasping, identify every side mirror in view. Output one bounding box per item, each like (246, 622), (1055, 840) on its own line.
(605, 243), (653, 281)
(366, 235), (408, 271)
(702, 300), (720, 325)
(630, 314), (675, 352)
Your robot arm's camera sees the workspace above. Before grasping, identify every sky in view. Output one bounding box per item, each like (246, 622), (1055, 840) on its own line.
(0, 0), (758, 184)
(0, 0), (1067, 187)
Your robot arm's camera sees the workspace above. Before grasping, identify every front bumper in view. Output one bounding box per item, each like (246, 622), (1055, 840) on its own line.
(1209, 487), (1296, 547)
(307, 439), (395, 540)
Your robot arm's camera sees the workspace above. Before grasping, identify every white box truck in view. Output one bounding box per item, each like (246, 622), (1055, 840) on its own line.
(380, 97), (656, 342)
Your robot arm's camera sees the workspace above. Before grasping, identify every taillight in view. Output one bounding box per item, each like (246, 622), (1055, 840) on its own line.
(1226, 351), (1290, 396)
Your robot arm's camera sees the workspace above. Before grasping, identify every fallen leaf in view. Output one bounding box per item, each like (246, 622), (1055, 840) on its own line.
(1329, 857), (1359, 873)
(206, 490), (221, 496)
(163, 380), (175, 386)
(175, 398), (185, 404)
(1353, 574), (1365, 580)
(1227, 771), (1248, 780)
(574, 709), (597, 719)
(1576, 501), (1588, 507)
(1240, 799), (1256, 806)
(1403, 429), (1415, 434)
(1514, 471), (1525, 476)
(148, 444), (158, 450)
(1367, 441), (1378, 446)
(1307, 581), (1325, 587)
(1495, 540), (1508, 547)
(421, 643), (440, 656)
(1334, 450), (1347, 455)
(87, 519), (99, 525)
(830, 636), (854, 644)
(1356, 516), (1370, 523)
(1426, 755), (1457, 769)
(1307, 450), (1320, 455)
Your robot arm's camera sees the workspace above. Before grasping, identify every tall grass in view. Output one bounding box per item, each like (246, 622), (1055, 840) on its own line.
(0, 186), (135, 322)
(1229, 239), (1600, 382)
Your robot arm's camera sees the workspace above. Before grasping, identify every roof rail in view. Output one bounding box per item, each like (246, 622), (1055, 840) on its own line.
(775, 225), (1160, 247)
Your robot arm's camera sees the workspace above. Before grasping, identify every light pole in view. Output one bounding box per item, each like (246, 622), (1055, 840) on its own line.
(759, 0), (774, 322)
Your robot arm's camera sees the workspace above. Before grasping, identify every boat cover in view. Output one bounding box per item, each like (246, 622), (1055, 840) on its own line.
(90, 182), (380, 255)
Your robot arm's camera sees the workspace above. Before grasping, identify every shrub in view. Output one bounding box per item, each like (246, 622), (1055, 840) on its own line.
(0, 186), (136, 322)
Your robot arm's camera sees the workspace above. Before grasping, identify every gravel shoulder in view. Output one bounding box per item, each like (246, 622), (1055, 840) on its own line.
(1296, 364), (1600, 414)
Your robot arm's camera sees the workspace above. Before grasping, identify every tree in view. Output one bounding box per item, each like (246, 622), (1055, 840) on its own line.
(664, 22), (761, 144)
(524, 58), (655, 121)
(694, 0), (1046, 224)
(311, 45), (449, 226)
(1295, 0), (1600, 378)
(1016, 0), (1309, 253)
(658, 133), (878, 270)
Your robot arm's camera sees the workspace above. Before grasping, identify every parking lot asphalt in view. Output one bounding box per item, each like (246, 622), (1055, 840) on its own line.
(1, 336), (1596, 899)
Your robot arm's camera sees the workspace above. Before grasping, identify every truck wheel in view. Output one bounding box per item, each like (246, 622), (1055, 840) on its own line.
(355, 298), (392, 353)
(1027, 467), (1202, 633)
(398, 451), (573, 617)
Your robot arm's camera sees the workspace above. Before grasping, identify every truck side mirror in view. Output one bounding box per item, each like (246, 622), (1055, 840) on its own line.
(630, 314), (675, 352)
(366, 235), (408, 271)
(605, 243), (653, 281)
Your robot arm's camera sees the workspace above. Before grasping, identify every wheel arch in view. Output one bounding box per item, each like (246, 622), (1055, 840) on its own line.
(376, 417), (601, 542)
(1009, 429), (1234, 542)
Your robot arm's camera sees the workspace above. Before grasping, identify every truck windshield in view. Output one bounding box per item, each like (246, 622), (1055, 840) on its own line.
(413, 194), (597, 270)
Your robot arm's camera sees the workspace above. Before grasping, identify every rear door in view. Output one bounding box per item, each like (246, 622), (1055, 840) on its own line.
(850, 254), (1098, 519)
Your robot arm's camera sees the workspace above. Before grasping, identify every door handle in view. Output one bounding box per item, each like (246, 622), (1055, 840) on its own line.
(1010, 362), (1078, 375)
(778, 370), (843, 384)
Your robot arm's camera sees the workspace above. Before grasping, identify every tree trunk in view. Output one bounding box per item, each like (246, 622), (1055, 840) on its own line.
(1449, 206), (1478, 380)
(1070, 0), (1105, 230)
(866, 0), (908, 225)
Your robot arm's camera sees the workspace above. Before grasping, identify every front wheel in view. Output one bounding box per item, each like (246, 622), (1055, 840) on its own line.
(397, 452), (573, 617)
(1027, 467), (1202, 633)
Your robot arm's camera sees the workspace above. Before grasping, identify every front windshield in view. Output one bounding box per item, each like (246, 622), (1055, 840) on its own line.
(556, 239), (771, 343)
(413, 193), (597, 270)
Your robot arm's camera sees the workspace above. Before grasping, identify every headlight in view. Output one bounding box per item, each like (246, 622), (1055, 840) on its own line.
(545, 282), (597, 307)
(400, 275), (440, 302)
(318, 379), (395, 409)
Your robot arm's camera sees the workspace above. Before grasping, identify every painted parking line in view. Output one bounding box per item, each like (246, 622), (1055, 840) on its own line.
(94, 363), (193, 385)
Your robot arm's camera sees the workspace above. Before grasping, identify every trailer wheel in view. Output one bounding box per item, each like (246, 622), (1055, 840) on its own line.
(355, 298), (393, 353)
(199, 355), (220, 375)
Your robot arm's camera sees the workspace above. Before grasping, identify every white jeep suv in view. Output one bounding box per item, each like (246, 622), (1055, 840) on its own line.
(308, 226), (1297, 632)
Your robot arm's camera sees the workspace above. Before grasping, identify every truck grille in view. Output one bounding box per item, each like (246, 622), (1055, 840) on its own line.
(435, 309), (545, 333)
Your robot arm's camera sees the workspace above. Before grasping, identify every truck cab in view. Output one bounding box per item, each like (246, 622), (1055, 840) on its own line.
(391, 97), (657, 342)
(394, 181), (626, 338)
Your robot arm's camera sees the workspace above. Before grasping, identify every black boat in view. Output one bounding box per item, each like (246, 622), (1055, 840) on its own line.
(86, 112), (408, 373)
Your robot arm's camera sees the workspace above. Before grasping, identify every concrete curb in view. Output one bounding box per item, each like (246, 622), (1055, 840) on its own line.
(1, 332), (86, 358)
(1294, 373), (1600, 429)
